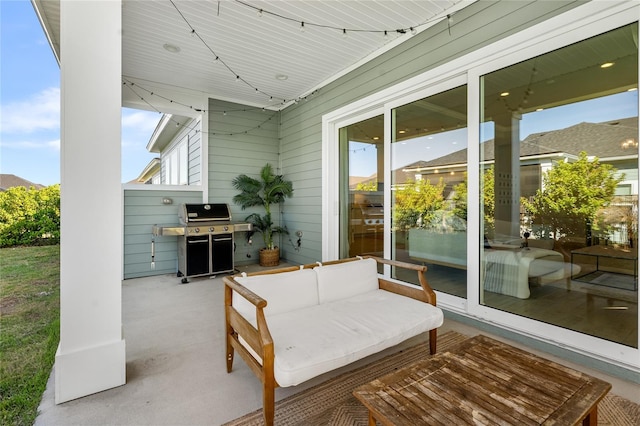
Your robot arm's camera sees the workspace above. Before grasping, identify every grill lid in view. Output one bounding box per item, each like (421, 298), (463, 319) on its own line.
(179, 203), (232, 223)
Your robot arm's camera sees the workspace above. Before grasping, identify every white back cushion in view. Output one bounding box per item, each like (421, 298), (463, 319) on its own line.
(314, 258), (379, 304)
(234, 268), (318, 321)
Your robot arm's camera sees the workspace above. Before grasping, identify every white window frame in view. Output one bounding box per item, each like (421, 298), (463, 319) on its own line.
(322, 0), (639, 370)
(122, 109), (208, 202)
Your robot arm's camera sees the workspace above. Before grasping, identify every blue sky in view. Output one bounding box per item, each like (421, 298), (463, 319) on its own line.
(1, 0), (160, 186)
(351, 90), (638, 177)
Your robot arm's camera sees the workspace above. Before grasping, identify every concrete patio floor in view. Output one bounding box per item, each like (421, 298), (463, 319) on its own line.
(35, 266), (640, 425)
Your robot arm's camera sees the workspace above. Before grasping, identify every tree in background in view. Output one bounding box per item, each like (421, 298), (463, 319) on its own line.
(393, 178), (445, 230)
(355, 180), (378, 191)
(522, 152), (622, 241)
(453, 167), (495, 237)
(0, 185), (60, 247)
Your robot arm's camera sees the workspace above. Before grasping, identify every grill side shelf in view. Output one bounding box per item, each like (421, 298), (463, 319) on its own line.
(152, 225), (185, 236)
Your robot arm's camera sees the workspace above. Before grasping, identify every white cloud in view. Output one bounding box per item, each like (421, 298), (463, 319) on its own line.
(0, 138), (60, 151)
(48, 139), (61, 150)
(1, 87), (60, 133)
(122, 109), (161, 133)
(121, 109), (161, 149)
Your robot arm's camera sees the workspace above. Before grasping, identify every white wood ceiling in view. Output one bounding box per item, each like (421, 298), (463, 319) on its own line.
(34, 0), (472, 115)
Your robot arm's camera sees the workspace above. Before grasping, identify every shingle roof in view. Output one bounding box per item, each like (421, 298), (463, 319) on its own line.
(0, 174), (45, 191)
(402, 117), (638, 170)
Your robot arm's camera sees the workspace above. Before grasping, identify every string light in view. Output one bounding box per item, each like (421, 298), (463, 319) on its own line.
(123, 77), (299, 115)
(169, 0), (287, 105)
(169, 0), (325, 107)
(499, 63), (538, 113)
(123, 79), (280, 137)
(170, 1), (455, 108)
(234, 0), (455, 38)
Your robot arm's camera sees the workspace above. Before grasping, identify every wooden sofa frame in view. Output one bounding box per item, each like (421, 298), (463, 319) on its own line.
(223, 256), (439, 426)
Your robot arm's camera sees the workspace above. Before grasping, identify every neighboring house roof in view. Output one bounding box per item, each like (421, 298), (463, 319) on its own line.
(0, 174), (45, 191)
(146, 114), (193, 153)
(131, 158), (161, 184)
(349, 174), (377, 189)
(402, 117), (638, 172)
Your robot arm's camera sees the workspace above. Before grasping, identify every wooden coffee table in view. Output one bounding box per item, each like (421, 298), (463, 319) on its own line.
(353, 335), (611, 425)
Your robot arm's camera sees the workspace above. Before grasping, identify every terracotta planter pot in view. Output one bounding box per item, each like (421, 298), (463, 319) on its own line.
(259, 247), (280, 267)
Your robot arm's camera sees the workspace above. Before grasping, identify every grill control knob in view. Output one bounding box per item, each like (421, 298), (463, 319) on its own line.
(209, 227), (214, 232)
(224, 226), (229, 231)
(194, 227), (200, 233)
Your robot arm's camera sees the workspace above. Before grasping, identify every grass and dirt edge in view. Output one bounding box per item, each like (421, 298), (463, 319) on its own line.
(1, 245), (60, 426)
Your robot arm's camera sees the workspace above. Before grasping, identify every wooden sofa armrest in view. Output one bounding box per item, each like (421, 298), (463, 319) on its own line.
(224, 275), (268, 309)
(224, 275), (277, 425)
(223, 276), (275, 374)
(364, 256), (437, 306)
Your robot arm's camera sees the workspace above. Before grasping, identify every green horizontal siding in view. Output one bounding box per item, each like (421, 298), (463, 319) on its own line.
(123, 189), (202, 279)
(207, 99), (281, 265)
(278, 0), (584, 265)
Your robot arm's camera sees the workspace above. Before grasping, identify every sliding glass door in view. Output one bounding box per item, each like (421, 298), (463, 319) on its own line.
(327, 8), (638, 363)
(479, 23), (638, 347)
(339, 115), (384, 259)
(390, 86), (468, 298)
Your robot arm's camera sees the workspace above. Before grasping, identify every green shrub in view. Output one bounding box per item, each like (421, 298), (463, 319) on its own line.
(0, 185), (60, 247)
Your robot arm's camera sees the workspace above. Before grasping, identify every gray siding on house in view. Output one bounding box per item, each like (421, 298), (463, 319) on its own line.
(277, 0), (585, 265)
(159, 117), (201, 185)
(123, 188), (203, 279)
(207, 99), (281, 265)
(188, 118), (202, 185)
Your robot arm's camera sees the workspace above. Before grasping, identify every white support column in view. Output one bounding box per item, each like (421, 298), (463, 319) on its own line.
(56, 0), (126, 403)
(493, 112), (522, 239)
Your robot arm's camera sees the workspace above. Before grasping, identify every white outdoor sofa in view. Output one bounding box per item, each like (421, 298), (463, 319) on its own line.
(223, 256), (444, 425)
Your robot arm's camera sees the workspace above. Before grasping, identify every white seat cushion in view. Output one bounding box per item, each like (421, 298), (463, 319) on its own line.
(314, 258), (379, 303)
(234, 268), (318, 322)
(267, 289), (444, 387)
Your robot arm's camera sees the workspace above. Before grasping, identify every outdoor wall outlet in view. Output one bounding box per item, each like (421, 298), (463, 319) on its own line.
(295, 231), (303, 237)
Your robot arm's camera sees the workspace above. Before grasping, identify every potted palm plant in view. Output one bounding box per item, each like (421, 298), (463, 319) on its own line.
(232, 163), (294, 266)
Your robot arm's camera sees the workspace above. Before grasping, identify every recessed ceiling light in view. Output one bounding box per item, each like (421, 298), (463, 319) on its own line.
(398, 130), (406, 134)
(600, 62), (614, 68)
(163, 43), (180, 53)
(500, 92), (510, 97)
(275, 74), (288, 81)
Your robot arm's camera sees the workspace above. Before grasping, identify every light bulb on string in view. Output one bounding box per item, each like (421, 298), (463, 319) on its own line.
(300, 22), (305, 32)
(342, 28), (347, 38)
(410, 27), (417, 35)
(257, 9), (263, 17)
(384, 30), (388, 40)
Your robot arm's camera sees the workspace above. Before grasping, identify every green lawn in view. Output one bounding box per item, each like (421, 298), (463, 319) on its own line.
(0, 245), (60, 426)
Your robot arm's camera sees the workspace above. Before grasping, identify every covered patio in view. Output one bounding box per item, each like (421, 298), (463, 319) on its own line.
(32, 0), (639, 412)
(35, 270), (639, 425)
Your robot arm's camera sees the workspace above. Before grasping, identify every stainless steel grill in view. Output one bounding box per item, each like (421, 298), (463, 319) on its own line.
(152, 203), (252, 283)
